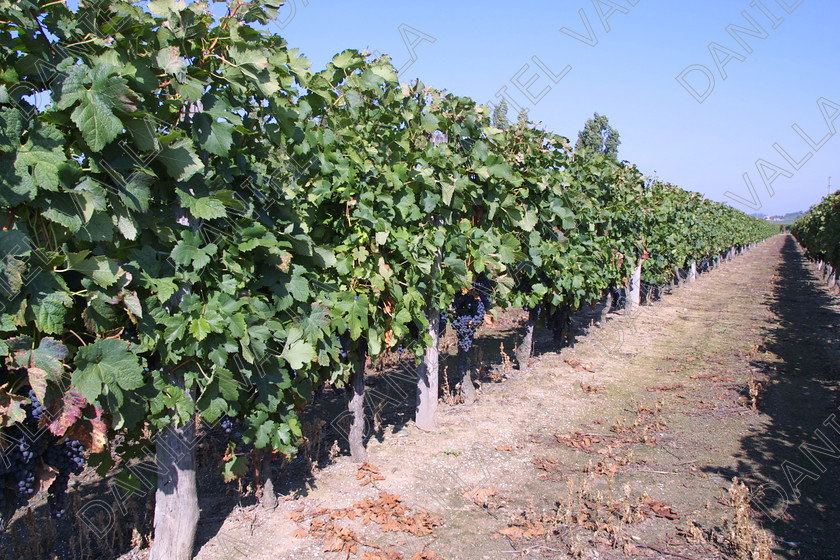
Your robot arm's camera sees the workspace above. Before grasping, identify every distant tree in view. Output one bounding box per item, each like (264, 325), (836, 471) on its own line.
(492, 99), (510, 129)
(517, 108), (529, 127)
(576, 112), (620, 159)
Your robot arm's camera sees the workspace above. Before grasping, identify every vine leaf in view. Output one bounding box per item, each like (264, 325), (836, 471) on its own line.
(155, 46), (188, 83)
(55, 64), (134, 151)
(281, 327), (316, 370)
(11, 337), (68, 383)
(48, 390), (86, 437)
(72, 338), (144, 403)
(0, 393), (26, 427)
(66, 405), (108, 453)
(66, 253), (123, 288)
(27, 367), (48, 403)
(159, 138), (203, 181)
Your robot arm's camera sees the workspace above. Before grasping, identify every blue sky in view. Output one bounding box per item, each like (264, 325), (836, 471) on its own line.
(263, 0), (839, 216)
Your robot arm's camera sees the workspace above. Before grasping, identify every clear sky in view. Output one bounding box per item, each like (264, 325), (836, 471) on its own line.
(263, 0), (839, 216)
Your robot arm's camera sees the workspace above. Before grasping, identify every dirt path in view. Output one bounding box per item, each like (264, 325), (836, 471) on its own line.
(167, 235), (840, 560)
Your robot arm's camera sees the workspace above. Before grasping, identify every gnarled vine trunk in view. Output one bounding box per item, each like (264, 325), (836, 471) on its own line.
(599, 291), (613, 324)
(348, 345), (368, 462)
(415, 306), (440, 431)
(625, 262), (642, 312)
(550, 305), (573, 347)
(458, 346), (478, 405)
(688, 261), (697, 283)
(254, 450), (277, 510)
(515, 305), (541, 370)
(150, 385), (199, 560)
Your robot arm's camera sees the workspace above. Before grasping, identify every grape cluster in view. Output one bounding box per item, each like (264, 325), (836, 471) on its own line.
(337, 331), (350, 360)
(451, 293), (486, 353)
(472, 274), (493, 309)
(43, 439), (85, 518)
(219, 415), (234, 434)
(27, 389), (45, 421)
(438, 312), (448, 336)
(1, 392), (49, 507)
(449, 276), (493, 353)
(0, 389), (88, 520)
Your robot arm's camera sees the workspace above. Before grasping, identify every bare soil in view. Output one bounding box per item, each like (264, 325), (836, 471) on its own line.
(6, 234), (840, 560)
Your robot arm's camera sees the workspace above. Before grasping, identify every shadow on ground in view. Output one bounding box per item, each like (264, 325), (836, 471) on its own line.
(736, 235), (840, 559)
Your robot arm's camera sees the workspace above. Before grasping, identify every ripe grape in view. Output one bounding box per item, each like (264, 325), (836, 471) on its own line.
(26, 389), (45, 421)
(338, 331), (350, 360)
(0, 389), (89, 519)
(219, 416), (234, 434)
(450, 291), (486, 353)
(438, 311), (448, 336)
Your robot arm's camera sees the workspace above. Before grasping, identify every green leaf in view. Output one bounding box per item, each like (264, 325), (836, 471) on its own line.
(149, 277), (179, 303)
(66, 253), (122, 288)
(155, 46), (188, 83)
(71, 92), (123, 151)
(160, 138), (203, 181)
(337, 294), (369, 340)
(221, 443), (248, 482)
(441, 180), (455, 206)
(187, 195), (228, 220)
(189, 317), (212, 341)
(193, 114), (234, 157)
(171, 231), (216, 270)
(56, 64), (133, 151)
(520, 209), (538, 232)
(281, 327), (315, 369)
(420, 112), (439, 133)
(33, 290), (73, 334)
(116, 211), (139, 240)
(148, 0), (186, 14)
(287, 270), (310, 302)
(332, 50), (360, 69)
(122, 291), (143, 319)
(72, 339), (144, 403)
(312, 246), (336, 268)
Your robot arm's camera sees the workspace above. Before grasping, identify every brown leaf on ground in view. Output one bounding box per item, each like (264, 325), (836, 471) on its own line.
(284, 508), (305, 522)
(462, 486), (497, 506)
(494, 444), (514, 451)
(647, 384), (684, 392)
(690, 374), (734, 382)
(363, 551), (404, 560)
(498, 521), (548, 540)
(335, 492), (443, 536)
(556, 430), (604, 451)
(565, 358), (596, 372)
(642, 497), (680, 520)
(580, 382), (605, 394)
(357, 461), (386, 486)
(531, 457), (561, 473)
(321, 523), (358, 554)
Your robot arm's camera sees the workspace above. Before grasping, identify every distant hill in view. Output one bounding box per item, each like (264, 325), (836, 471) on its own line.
(750, 211), (805, 225)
